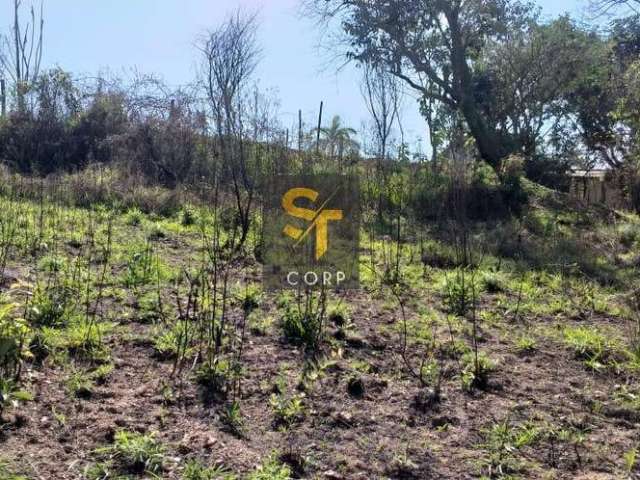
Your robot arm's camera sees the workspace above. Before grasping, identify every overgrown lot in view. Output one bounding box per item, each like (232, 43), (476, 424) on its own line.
(0, 177), (639, 480)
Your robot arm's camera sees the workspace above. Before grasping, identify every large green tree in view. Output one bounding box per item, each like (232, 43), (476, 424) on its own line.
(306, 0), (540, 169)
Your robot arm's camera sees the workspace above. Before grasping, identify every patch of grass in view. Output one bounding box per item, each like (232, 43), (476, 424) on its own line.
(444, 269), (478, 317)
(481, 271), (507, 294)
(66, 369), (94, 399)
(0, 378), (33, 419)
(619, 223), (640, 248)
(153, 323), (191, 360)
(239, 283), (262, 313)
(420, 239), (458, 269)
(247, 454), (291, 480)
(248, 310), (273, 336)
(327, 302), (350, 327)
(460, 351), (496, 391)
(124, 207), (144, 226)
(180, 205), (198, 227)
(27, 285), (75, 328)
(96, 430), (166, 475)
(280, 303), (322, 349)
(220, 400), (244, 436)
(0, 460), (27, 480)
(270, 391), (305, 428)
(479, 418), (539, 477)
(515, 335), (537, 354)
(562, 325), (613, 370)
(182, 459), (236, 479)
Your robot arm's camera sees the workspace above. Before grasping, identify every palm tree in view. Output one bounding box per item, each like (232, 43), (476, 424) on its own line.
(315, 115), (360, 158)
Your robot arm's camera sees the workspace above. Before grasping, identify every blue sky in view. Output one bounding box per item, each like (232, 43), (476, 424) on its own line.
(1, 0), (586, 151)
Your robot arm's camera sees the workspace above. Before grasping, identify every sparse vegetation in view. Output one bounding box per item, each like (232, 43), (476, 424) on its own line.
(0, 1), (638, 478)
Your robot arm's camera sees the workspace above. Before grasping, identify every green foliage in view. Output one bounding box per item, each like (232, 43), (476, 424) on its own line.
(480, 271), (507, 294)
(0, 378), (33, 418)
(194, 359), (234, 393)
(420, 239), (458, 269)
(444, 269), (477, 317)
(619, 223), (640, 248)
(66, 369), (94, 398)
(240, 283), (261, 313)
(460, 351), (495, 391)
(247, 454), (291, 480)
(124, 207), (144, 226)
(562, 325), (611, 370)
(269, 391), (305, 428)
(623, 446), (638, 474)
(280, 298), (325, 350)
(123, 246), (155, 289)
(0, 301), (29, 377)
(153, 323), (191, 360)
(97, 430), (166, 475)
(220, 400), (244, 435)
(248, 310), (273, 336)
(479, 418), (539, 476)
(327, 302), (350, 327)
(182, 459), (236, 480)
(0, 460), (27, 480)
(27, 285), (75, 328)
(180, 205), (198, 227)
(515, 335), (537, 353)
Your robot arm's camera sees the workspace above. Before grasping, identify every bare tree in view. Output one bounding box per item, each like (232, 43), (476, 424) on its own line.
(590, 0), (640, 16)
(199, 9), (261, 248)
(360, 63), (400, 162)
(0, 0), (44, 111)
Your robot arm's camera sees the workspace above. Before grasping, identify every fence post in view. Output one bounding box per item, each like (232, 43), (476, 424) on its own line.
(0, 78), (6, 118)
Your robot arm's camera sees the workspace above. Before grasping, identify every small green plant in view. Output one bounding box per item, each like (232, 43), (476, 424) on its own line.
(248, 310), (273, 336)
(515, 335), (537, 353)
(147, 223), (166, 241)
(563, 325), (610, 369)
(91, 363), (114, 385)
(460, 351), (495, 391)
(27, 285), (74, 328)
(619, 223), (640, 248)
(247, 454), (291, 480)
(66, 369), (94, 399)
(182, 459), (236, 480)
(220, 400), (244, 435)
(480, 418), (539, 477)
(481, 271), (506, 293)
(0, 378), (33, 419)
(444, 269), (476, 317)
(123, 246), (155, 288)
(38, 254), (67, 273)
(270, 391), (305, 428)
(124, 207), (144, 226)
(327, 302), (350, 327)
(97, 430), (166, 474)
(194, 359), (233, 393)
(153, 323), (190, 360)
(0, 302), (29, 377)
(0, 460), (27, 480)
(624, 446), (638, 474)
(280, 292), (327, 351)
(180, 205), (198, 227)
(240, 284), (262, 313)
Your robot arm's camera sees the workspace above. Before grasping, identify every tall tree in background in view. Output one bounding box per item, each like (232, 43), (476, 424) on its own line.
(0, 0), (44, 112)
(199, 9), (261, 248)
(360, 63), (401, 162)
(305, 0), (536, 170)
(316, 115), (359, 159)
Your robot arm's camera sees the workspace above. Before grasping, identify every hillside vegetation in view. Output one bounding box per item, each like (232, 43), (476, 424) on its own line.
(0, 169), (638, 480)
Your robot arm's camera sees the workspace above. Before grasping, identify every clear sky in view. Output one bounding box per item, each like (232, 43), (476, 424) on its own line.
(1, 0), (586, 152)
